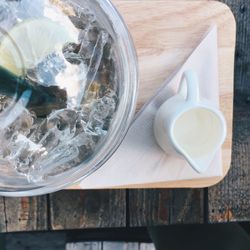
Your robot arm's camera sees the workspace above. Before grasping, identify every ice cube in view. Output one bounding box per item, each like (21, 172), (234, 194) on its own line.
(0, 96), (11, 113)
(0, 1), (17, 31)
(16, 0), (45, 19)
(89, 94), (117, 122)
(38, 127), (60, 151)
(27, 142), (79, 182)
(7, 134), (46, 174)
(13, 109), (35, 136)
(76, 30), (109, 106)
(63, 42), (82, 65)
(69, 5), (95, 29)
(47, 109), (79, 131)
(27, 53), (67, 87)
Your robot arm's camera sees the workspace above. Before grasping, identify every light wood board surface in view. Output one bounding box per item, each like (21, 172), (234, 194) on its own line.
(71, 0), (236, 189)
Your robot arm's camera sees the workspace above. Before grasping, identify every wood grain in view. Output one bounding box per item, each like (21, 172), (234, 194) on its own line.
(49, 190), (126, 229)
(3, 196), (47, 232)
(208, 0), (250, 223)
(129, 189), (204, 226)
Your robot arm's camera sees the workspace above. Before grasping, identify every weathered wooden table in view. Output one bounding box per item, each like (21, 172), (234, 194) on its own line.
(0, 0), (249, 232)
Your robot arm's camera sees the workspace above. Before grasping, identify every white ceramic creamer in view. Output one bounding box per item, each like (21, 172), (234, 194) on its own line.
(154, 70), (227, 173)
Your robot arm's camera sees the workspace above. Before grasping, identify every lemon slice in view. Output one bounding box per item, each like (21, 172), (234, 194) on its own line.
(0, 18), (77, 75)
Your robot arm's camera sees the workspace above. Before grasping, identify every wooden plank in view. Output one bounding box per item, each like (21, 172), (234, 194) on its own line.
(66, 242), (155, 250)
(129, 189), (204, 226)
(3, 196), (48, 232)
(66, 242), (102, 250)
(209, 0), (250, 222)
(0, 197), (6, 232)
(139, 243), (155, 250)
(129, 190), (171, 226)
(103, 242), (139, 250)
(49, 190), (126, 229)
(169, 189), (204, 224)
(5, 232), (66, 250)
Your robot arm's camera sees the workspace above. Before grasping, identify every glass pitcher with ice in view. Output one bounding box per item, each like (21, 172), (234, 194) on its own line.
(154, 70), (227, 173)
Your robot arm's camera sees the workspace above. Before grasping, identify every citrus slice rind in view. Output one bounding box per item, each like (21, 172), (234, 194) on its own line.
(0, 18), (77, 75)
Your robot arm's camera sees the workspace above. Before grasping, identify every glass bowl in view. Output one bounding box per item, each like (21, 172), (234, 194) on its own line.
(0, 0), (138, 196)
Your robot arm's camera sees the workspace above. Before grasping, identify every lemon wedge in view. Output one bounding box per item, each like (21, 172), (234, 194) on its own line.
(0, 18), (77, 75)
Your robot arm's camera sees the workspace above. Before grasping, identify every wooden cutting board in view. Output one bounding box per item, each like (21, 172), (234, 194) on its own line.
(71, 0), (236, 188)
